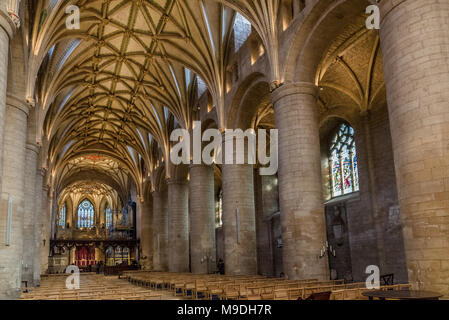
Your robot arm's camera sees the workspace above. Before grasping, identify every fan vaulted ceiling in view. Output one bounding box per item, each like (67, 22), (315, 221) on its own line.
(28, 0), (280, 196)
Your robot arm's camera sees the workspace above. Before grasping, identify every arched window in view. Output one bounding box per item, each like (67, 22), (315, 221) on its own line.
(105, 204), (112, 229)
(77, 199), (95, 229)
(58, 203), (66, 228)
(329, 123), (359, 198)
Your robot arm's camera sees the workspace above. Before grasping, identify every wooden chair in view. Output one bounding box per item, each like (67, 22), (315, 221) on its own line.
(330, 290), (345, 300)
(274, 289), (289, 300)
(193, 280), (208, 300)
(183, 281), (196, 299)
(206, 284), (223, 300)
(357, 288), (370, 300)
(259, 286), (274, 299)
(287, 288), (304, 300)
(343, 289), (359, 300)
(223, 284), (240, 300)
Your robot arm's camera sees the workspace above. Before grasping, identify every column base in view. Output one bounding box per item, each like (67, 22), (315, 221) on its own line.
(0, 289), (21, 300)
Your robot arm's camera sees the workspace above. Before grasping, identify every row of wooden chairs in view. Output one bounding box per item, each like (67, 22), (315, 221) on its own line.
(21, 274), (164, 300)
(331, 284), (412, 300)
(123, 271), (412, 301)
(123, 271), (355, 300)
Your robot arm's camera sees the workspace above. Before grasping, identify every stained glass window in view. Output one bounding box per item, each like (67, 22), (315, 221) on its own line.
(329, 124), (359, 198)
(105, 204), (112, 229)
(58, 204), (66, 227)
(77, 199), (95, 229)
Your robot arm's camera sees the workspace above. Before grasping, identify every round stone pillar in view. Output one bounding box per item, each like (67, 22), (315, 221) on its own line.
(41, 185), (51, 274)
(50, 191), (57, 241)
(189, 164), (216, 274)
(378, 0), (449, 293)
(139, 197), (153, 270)
(221, 129), (258, 275)
(152, 189), (168, 271)
(0, 9), (15, 195)
(33, 167), (45, 285)
(271, 82), (329, 281)
(168, 179), (189, 272)
(0, 95), (29, 299)
(22, 143), (39, 285)
(222, 164), (257, 275)
(254, 172), (278, 277)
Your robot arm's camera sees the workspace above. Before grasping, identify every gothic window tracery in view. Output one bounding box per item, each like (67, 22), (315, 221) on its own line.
(77, 199), (95, 229)
(58, 203), (66, 228)
(105, 204), (112, 229)
(329, 123), (359, 198)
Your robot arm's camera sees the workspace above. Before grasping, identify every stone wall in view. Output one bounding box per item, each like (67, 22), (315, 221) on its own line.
(320, 104), (408, 283)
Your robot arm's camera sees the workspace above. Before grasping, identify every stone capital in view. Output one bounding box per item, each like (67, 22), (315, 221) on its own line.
(37, 167), (47, 177)
(166, 178), (188, 186)
(0, 9), (16, 39)
(6, 93), (30, 116)
(189, 163), (212, 170)
(221, 129), (256, 142)
(270, 82), (318, 106)
(26, 142), (40, 154)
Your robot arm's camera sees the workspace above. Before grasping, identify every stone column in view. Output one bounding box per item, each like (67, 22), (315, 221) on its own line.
(189, 164), (216, 274)
(361, 113), (387, 271)
(50, 192), (57, 240)
(221, 130), (257, 275)
(222, 164), (257, 275)
(0, 8), (15, 195)
(41, 185), (51, 274)
(167, 179), (189, 272)
(33, 167), (44, 285)
(139, 197), (153, 270)
(22, 142), (39, 285)
(0, 95), (29, 299)
(152, 189), (168, 271)
(271, 82), (329, 281)
(378, 0), (449, 294)
(254, 172), (278, 277)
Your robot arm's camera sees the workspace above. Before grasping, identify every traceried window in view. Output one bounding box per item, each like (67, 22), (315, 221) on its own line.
(58, 203), (66, 228)
(77, 199), (95, 229)
(105, 204), (112, 229)
(215, 189), (223, 228)
(329, 124), (359, 198)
